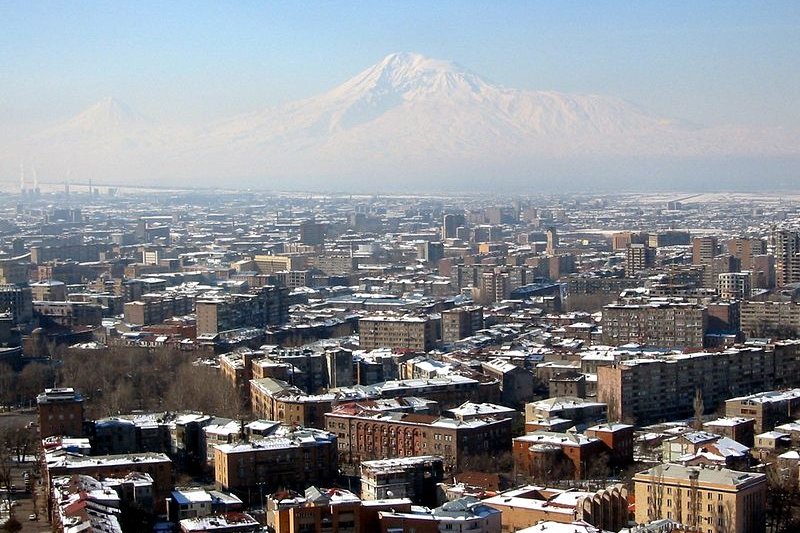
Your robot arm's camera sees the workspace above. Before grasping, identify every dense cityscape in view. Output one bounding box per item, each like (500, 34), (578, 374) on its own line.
(3, 0), (799, 531)
(0, 183), (795, 532)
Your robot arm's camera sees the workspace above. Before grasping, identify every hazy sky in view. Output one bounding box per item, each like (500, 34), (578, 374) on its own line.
(1, 1), (799, 132)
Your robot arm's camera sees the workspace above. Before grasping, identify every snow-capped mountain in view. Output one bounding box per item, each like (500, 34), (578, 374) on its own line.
(197, 51), (799, 176)
(205, 52), (688, 156)
(40, 97), (148, 138)
(7, 52), (800, 189)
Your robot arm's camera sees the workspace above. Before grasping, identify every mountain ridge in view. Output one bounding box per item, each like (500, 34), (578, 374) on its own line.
(7, 52), (800, 189)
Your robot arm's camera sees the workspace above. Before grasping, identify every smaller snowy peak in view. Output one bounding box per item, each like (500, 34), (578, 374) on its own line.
(43, 97), (147, 137)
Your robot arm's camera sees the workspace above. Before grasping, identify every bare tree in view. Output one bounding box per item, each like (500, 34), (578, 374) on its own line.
(767, 461), (798, 533)
(584, 451), (610, 482)
(57, 345), (196, 417)
(693, 387), (705, 431)
(164, 362), (245, 419)
(6, 423), (35, 463)
(647, 464), (665, 522)
(0, 444), (12, 514)
(17, 363), (55, 405)
(0, 363), (15, 406)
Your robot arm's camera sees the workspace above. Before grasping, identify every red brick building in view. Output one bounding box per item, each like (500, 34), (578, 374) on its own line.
(325, 403), (512, 471)
(37, 388), (85, 438)
(512, 431), (606, 480)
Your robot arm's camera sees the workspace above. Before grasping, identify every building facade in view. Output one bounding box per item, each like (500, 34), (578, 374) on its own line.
(633, 463), (766, 533)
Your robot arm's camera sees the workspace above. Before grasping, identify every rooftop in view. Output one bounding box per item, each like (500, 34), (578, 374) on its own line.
(634, 463), (765, 488)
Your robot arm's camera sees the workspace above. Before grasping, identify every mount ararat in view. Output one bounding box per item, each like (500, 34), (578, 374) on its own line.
(7, 52), (799, 191)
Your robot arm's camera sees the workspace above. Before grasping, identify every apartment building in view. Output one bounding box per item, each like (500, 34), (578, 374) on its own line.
(481, 358), (535, 406)
(249, 378), (343, 429)
(378, 496), (501, 533)
(633, 463), (766, 533)
(253, 254), (307, 274)
(773, 229), (800, 287)
(625, 243), (656, 275)
(359, 315), (439, 352)
(0, 284), (33, 324)
(513, 431), (606, 480)
(601, 302), (707, 349)
(525, 397), (607, 432)
(45, 451), (173, 512)
(37, 387), (85, 438)
(34, 301), (103, 328)
(360, 455), (444, 505)
(325, 403), (512, 470)
(30, 280), (66, 301)
(266, 487), (412, 533)
(195, 286), (288, 336)
(740, 301), (800, 339)
(718, 272), (752, 300)
(219, 351), (256, 407)
(597, 342), (800, 426)
(725, 389), (800, 433)
(0, 260), (30, 285)
(726, 238), (767, 271)
(703, 418), (756, 447)
(213, 427), (337, 503)
(123, 293), (194, 326)
(441, 306), (484, 343)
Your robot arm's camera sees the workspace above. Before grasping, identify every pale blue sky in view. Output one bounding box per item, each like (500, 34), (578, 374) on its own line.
(1, 1), (799, 131)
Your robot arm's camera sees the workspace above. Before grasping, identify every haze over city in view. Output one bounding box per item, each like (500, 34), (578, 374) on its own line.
(1, 1), (799, 192)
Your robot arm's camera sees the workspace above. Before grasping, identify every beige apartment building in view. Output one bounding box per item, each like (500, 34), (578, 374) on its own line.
(740, 301), (800, 338)
(359, 315), (438, 352)
(634, 463), (766, 533)
(601, 302), (707, 349)
(253, 254), (307, 274)
(597, 341), (800, 425)
(440, 305), (483, 343)
(250, 377), (341, 429)
(725, 389), (800, 433)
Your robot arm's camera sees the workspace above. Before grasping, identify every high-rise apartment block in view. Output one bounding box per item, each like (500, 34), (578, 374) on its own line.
(727, 238), (767, 271)
(625, 243), (656, 275)
(441, 306), (483, 343)
(718, 272), (752, 300)
(597, 341), (800, 425)
(195, 286), (288, 336)
(773, 229), (800, 287)
(601, 302), (707, 349)
(442, 213), (465, 239)
(358, 315), (438, 352)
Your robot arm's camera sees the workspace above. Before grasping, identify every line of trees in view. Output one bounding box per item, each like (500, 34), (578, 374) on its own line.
(55, 346), (244, 419)
(0, 362), (55, 407)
